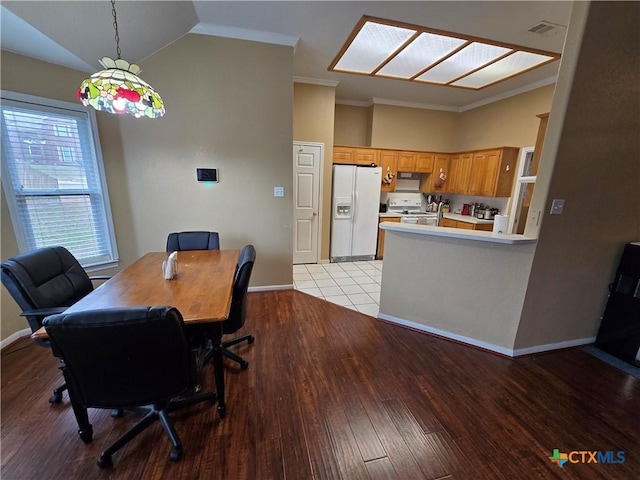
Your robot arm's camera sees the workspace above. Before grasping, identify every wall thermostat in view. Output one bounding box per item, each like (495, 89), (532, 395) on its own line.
(196, 168), (218, 183)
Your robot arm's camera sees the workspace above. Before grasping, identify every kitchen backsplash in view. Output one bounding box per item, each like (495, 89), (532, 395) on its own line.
(379, 192), (510, 216)
(445, 195), (509, 215)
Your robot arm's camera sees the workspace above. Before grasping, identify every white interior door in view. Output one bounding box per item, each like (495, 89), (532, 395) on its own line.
(293, 142), (322, 264)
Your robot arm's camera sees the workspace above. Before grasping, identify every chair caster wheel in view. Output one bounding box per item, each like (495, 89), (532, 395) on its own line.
(97, 454), (112, 469)
(240, 361), (249, 370)
(49, 392), (63, 404)
(247, 336), (255, 344)
(79, 427), (93, 444)
(170, 447), (182, 462)
(217, 404), (226, 419)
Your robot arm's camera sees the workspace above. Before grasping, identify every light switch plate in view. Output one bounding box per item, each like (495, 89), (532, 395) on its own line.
(274, 187), (284, 197)
(550, 199), (565, 215)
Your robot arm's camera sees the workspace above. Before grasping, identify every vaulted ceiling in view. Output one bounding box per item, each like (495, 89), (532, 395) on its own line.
(1, 1), (572, 110)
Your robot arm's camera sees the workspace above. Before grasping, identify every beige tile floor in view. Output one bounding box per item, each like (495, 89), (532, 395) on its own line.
(293, 260), (382, 317)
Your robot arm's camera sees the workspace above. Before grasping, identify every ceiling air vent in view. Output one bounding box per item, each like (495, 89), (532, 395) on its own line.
(528, 21), (564, 36)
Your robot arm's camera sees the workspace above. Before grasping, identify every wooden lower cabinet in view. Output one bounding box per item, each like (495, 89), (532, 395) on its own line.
(377, 217), (401, 259)
(439, 218), (493, 231)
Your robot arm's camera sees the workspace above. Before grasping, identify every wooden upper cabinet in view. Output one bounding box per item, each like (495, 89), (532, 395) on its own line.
(397, 152), (417, 172)
(397, 151), (435, 172)
(379, 150), (398, 192)
(447, 153), (472, 194)
(469, 148), (518, 197)
(354, 148), (378, 166)
(333, 145), (517, 197)
(333, 146), (355, 164)
(333, 146), (378, 166)
(415, 153), (434, 173)
(430, 154), (451, 192)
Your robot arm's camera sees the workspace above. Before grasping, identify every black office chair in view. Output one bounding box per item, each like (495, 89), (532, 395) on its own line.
(43, 306), (216, 469)
(219, 244), (256, 370)
(166, 231), (220, 251)
(1, 246), (109, 404)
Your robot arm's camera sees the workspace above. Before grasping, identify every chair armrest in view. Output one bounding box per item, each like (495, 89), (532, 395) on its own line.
(20, 307), (67, 317)
(90, 275), (112, 281)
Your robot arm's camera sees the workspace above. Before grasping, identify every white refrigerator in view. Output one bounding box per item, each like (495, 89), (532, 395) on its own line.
(330, 165), (382, 262)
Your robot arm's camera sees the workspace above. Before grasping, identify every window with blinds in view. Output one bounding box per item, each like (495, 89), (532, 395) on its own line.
(1, 91), (118, 269)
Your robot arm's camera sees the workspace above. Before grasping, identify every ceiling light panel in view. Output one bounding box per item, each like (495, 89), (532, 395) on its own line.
(451, 51), (556, 88)
(329, 16), (561, 90)
(377, 32), (467, 79)
(416, 42), (511, 84)
(333, 21), (416, 74)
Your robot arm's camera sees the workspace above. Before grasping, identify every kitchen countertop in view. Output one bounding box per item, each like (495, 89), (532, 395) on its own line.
(443, 212), (494, 224)
(379, 221), (536, 245)
(379, 212), (402, 218)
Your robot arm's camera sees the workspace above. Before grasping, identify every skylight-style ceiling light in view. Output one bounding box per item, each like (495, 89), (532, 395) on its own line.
(78, 0), (165, 118)
(329, 16), (561, 90)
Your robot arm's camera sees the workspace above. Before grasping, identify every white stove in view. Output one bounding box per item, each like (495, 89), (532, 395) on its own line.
(387, 196), (439, 226)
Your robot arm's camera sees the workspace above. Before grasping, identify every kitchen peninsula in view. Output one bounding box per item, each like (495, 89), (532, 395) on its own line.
(377, 221), (536, 356)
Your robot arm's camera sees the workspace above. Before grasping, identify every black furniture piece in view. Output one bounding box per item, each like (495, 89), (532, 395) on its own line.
(595, 242), (640, 366)
(187, 244), (257, 372)
(219, 244), (256, 369)
(166, 231), (220, 251)
(43, 306), (216, 468)
(1, 246), (109, 403)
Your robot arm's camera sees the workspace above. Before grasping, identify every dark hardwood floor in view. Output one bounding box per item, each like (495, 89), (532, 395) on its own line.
(2, 290), (639, 479)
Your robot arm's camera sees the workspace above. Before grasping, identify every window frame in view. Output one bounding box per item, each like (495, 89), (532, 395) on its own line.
(507, 146), (536, 234)
(1, 90), (119, 271)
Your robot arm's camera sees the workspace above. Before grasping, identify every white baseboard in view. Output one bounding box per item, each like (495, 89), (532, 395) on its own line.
(512, 337), (596, 356)
(248, 284), (293, 292)
(377, 313), (597, 357)
(377, 313), (514, 356)
(1, 328), (32, 349)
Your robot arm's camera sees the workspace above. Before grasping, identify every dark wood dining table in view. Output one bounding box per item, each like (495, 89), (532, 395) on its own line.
(33, 249), (240, 417)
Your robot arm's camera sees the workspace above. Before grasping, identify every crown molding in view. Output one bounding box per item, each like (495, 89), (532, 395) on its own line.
(458, 76), (558, 112)
(293, 76), (339, 87)
(191, 23), (299, 48)
(335, 99), (371, 107)
(371, 97), (459, 112)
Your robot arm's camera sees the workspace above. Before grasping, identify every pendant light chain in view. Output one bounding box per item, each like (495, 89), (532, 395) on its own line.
(78, 0), (165, 118)
(111, 0), (122, 60)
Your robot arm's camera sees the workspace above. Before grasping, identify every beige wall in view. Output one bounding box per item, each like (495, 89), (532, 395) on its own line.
(293, 82), (336, 260)
(515, 1), (640, 349)
(333, 86), (554, 153)
(1, 35), (294, 341)
(379, 231), (535, 351)
(370, 104), (457, 152)
(334, 104), (369, 146)
(0, 53), (106, 341)
(455, 85), (555, 151)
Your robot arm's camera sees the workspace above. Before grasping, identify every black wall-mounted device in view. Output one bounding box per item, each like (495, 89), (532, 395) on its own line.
(196, 168), (218, 182)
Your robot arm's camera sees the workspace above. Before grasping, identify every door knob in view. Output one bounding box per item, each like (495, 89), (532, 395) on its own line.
(312, 212), (318, 216)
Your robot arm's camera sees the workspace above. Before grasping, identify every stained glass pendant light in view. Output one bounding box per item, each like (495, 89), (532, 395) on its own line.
(78, 0), (165, 118)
